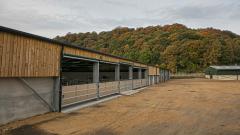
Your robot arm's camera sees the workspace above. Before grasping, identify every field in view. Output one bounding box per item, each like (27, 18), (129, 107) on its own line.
(1, 79), (240, 135)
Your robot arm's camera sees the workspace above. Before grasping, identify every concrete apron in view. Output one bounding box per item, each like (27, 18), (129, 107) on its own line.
(62, 87), (147, 113)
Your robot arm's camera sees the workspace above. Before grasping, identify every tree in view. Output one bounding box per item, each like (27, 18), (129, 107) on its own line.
(54, 24), (240, 73)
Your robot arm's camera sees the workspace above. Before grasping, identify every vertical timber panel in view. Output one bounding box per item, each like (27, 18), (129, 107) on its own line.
(0, 32), (4, 75)
(2, 33), (6, 76)
(0, 32), (61, 77)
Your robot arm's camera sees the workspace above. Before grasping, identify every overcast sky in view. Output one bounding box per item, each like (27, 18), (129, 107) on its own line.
(1, 0), (240, 38)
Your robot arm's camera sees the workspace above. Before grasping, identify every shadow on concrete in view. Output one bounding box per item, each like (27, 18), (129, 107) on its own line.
(7, 125), (57, 135)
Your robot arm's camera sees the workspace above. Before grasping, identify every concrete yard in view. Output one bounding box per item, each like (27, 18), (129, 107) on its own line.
(1, 78), (240, 135)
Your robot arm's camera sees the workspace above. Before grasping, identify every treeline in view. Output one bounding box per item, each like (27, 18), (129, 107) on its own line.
(54, 24), (240, 73)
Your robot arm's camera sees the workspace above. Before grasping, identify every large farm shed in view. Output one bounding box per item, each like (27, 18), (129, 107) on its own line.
(205, 66), (240, 80)
(0, 26), (170, 125)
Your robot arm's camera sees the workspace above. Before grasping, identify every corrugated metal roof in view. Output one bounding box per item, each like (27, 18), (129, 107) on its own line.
(210, 66), (240, 70)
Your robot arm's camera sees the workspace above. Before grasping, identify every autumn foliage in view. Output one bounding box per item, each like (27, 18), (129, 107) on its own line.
(54, 24), (240, 73)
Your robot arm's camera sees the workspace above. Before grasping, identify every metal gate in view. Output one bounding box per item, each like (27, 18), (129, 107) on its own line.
(141, 79), (147, 87)
(133, 79), (142, 89)
(99, 81), (119, 97)
(149, 76), (152, 85)
(62, 83), (97, 107)
(120, 80), (132, 92)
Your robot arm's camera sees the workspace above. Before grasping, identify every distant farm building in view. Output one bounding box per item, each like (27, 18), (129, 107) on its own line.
(0, 26), (170, 125)
(205, 66), (240, 80)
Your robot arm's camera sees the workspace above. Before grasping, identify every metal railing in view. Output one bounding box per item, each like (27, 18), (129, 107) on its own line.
(62, 83), (97, 107)
(133, 79), (142, 89)
(120, 80), (132, 92)
(141, 79), (148, 87)
(99, 81), (119, 97)
(62, 74), (170, 108)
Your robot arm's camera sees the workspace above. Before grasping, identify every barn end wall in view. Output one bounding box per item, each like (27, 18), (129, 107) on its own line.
(0, 77), (59, 125)
(212, 75), (239, 80)
(205, 75), (239, 80)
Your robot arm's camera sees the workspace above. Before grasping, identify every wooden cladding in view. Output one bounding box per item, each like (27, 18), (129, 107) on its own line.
(148, 66), (157, 75)
(64, 47), (149, 68)
(0, 30), (160, 77)
(64, 47), (131, 64)
(156, 67), (160, 75)
(0, 32), (61, 77)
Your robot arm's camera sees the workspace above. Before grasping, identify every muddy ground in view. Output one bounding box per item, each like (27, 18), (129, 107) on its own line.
(1, 78), (240, 135)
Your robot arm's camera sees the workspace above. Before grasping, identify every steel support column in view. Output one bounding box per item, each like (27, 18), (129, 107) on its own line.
(115, 64), (120, 93)
(145, 69), (149, 86)
(129, 66), (133, 90)
(163, 70), (166, 82)
(138, 68), (142, 86)
(93, 62), (100, 99)
(138, 68), (142, 79)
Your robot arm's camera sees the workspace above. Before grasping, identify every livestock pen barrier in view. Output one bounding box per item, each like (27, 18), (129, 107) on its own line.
(61, 75), (169, 108)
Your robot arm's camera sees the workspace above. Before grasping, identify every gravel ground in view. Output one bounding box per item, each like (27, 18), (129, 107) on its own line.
(1, 78), (240, 135)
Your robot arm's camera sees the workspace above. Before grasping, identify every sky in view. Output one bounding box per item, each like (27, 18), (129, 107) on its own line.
(0, 0), (240, 38)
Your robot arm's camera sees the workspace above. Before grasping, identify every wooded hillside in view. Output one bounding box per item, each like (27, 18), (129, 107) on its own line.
(54, 24), (240, 73)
